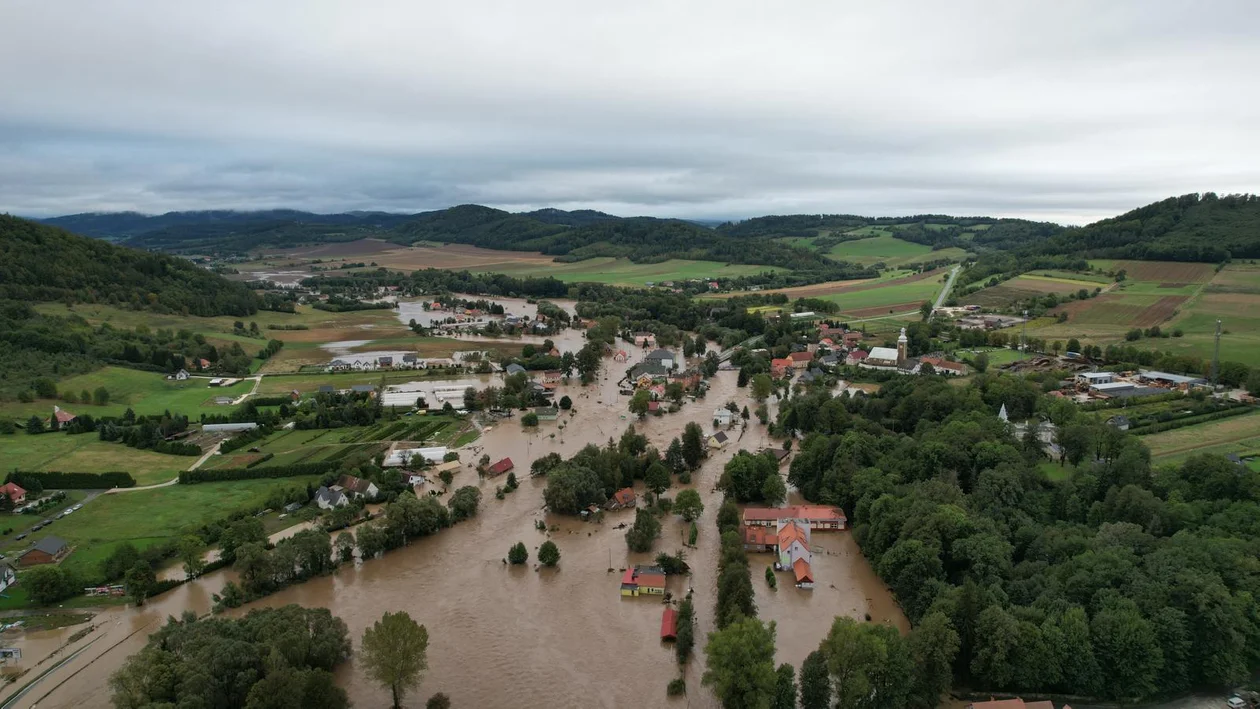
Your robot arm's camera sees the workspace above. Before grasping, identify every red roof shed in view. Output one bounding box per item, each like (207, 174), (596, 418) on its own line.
(660, 608), (678, 640)
(487, 458), (514, 476)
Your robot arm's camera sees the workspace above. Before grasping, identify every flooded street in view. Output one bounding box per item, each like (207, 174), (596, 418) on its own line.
(1, 339), (905, 709)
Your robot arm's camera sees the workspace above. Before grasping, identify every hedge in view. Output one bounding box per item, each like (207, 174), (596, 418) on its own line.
(179, 461), (336, 484)
(1128, 405), (1254, 436)
(245, 453), (275, 469)
(218, 426), (273, 454)
(5, 471), (136, 489)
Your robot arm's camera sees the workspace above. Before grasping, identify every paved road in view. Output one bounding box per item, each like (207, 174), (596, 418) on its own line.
(934, 264), (962, 309)
(105, 440), (222, 494)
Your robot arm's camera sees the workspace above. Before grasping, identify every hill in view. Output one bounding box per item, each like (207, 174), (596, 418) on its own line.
(0, 214), (259, 316)
(521, 207), (621, 226)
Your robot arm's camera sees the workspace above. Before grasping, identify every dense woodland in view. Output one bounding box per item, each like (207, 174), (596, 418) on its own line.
(775, 375), (1260, 701)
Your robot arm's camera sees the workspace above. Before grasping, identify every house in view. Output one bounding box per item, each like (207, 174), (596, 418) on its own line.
(1106, 415), (1131, 431)
(788, 351), (813, 369)
(377, 356), (394, 368)
(761, 448), (791, 466)
(632, 332), (657, 348)
(918, 357), (969, 376)
(707, 431), (729, 449)
(842, 331), (865, 348)
(770, 358), (794, 378)
(405, 472), (427, 486)
(505, 363), (527, 376)
(792, 557), (814, 589)
(50, 406), (77, 428)
(620, 565), (667, 597)
(0, 563), (14, 595)
(647, 401), (661, 413)
(315, 486), (349, 510)
(606, 487), (636, 510)
(350, 384), (377, 396)
(20, 535), (69, 566)
(668, 369), (703, 390)
(644, 349), (675, 370)
(660, 608), (678, 640)
(0, 483), (26, 506)
(432, 460), (461, 477)
(543, 370), (563, 384)
(402, 354), (418, 366)
(629, 360), (671, 385)
(1075, 371), (1115, 387)
(712, 408), (734, 427)
(798, 368), (824, 385)
(845, 349), (869, 366)
(338, 474), (380, 499)
(775, 520), (811, 569)
(487, 458), (515, 477)
(173, 369), (190, 381)
(289, 389), (301, 401)
(743, 505), (847, 530)
(613, 350), (629, 362)
(534, 406), (560, 422)
(197, 358), (211, 370)
(742, 524), (778, 553)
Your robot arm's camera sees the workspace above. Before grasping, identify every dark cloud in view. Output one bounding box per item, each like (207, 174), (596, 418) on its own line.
(1, 1), (1257, 223)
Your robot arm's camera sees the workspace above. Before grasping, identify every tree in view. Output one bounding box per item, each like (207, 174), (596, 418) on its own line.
(25, 415), (43, 435)
(93, 386), (110, 406)
(675, 596), (696, 664)
(645, 461), (671, 494)
(559, 395), (572, 410)
(24, 565), (74, 605)
(973, 352), (989, 373)
(907, 612), (960, 708)
(765, 565), (777, 589)
(178, 535), (206, 580)
(821, 617), (887, 709)
(521, 412), (539, 427)
(360, 611), (429, 709)
(625, 508), (661, 552)
(702, 617), (778, 709)
(971, 605), (1020, 689)
(1091, 599), (1161, 699)
(1066, 337), (1081, 354)
(124, 561), (157, 605)
(426, 694), (451, 709)
(336, 532), (356, 563)
(761, 473), (787, 506)
(674, 488), (704, 522)
(665, 438), (687, 475)
(538, 540), (560, 567)
(919, 301), (933, 321)
(799, 649), (831, 709)
(773, 663), (796, 709)
(751, 373), (773, 400)
(544, 464), (606, 514)
(508, 541), (528, 564)
(629, 389), (651, 418)
(716, 499), (741, 535)
(681, 422), (705, 470)
(447, 485), (481, 522)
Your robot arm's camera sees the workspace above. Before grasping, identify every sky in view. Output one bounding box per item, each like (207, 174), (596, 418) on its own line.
(1, 1), (1258, 224)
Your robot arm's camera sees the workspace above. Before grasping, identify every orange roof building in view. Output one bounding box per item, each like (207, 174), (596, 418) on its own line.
(606, 487), (636, 510)
(742, 525), (777, 552)
(792, 558), (814, 587)
(743, 505), (846, 530)
(620, 565), (667, 597)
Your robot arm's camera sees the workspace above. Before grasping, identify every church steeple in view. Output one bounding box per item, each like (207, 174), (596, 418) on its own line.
(998, 403), (1009, 422)
(896, 327), (908, 364)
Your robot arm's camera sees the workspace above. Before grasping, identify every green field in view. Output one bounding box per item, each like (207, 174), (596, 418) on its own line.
(485, 257), (781, 286)
(255, 369), (469, 396)
(0, 434), (189, 485)
(818, 277), (946, 315)
(0, 366), (251, 421)
(825, 235), (966, 268)
(1143, 411), (1260, 463)
(6, 478), (320, 585)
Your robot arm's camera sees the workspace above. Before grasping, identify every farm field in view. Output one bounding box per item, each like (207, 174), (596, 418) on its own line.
(1142, 411), (1260, 462)
(0, 367), (251, 421)
(0, 434), (190, 485)
(5, 477), (321, 584)
(823, 234), (967, 268)
(255, 369), (470, 396)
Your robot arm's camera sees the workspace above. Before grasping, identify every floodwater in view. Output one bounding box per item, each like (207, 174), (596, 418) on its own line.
(0, 343), (906, 709)
(395, 295), (578, 329)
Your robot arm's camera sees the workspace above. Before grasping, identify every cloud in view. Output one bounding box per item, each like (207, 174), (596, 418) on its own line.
(1, 0), (1257, 223)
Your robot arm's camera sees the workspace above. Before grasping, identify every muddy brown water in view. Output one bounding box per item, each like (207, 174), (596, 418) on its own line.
(0, 345), (905, 709)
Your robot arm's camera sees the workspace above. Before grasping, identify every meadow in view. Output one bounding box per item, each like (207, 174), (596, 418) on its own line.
(1142, 411), (1260, 463)
(0, 433), (189, 485)
(0, 366), (252, 421)
(777, 231), (969, 269)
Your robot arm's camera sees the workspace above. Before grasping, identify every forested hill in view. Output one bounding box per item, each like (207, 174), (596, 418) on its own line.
(1037, 193), (1260, 261)
(0, 215), (258, 316)
(39, 209), (413, 241)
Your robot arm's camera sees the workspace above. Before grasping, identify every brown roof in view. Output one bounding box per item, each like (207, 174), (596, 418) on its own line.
(743, 505), (846, 524)
(743, 525), (777, 547)
(792, 558), (813, 583)
(771, 357), (793, 370)
(488, 458), (514, 475)
(967, 701), (1027, 709)
(636, 570), (666, 589)
(53, 408), (76, 424)
(789, 351), (813, 362)
(611, 487), (635, 507)
(337, 474), (374, 495)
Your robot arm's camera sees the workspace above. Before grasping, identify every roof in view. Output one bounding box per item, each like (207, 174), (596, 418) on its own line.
(52, 407), (76, 423)
(868, 347), (899, 362)
(28, 535), (67, 556)
(338, 475), (375, 495)
(350, 384), (376, 393)
(645, 349), (674, 361)
(847, 349), (869, 359)
(1090, 381), (1135, 391)
(1107, 415), (1131, 425)
(505, 363), (526, 374)
(661, 608), (678, 639)
(762, 448), (790, 461)
(713, 408), (732, 418)
(635, 567), (666, 589)
(789, 351), (813, 362)
(710, 431), (729, 443)
(777, 520), (809, 549)
(771, 357), (794, 369)
(611, 487), (636, 506)
(620, 567), (637, 587)
(647, 401), (660, 412)
(0, 483), (26, 497)
(1139, 369), (1205, 385)
(488, 458), (514, 475)
(1078, 371), (1114, 380)
(743, 505), (847, 524)
(966, 701), (1029, 709)
(792, 558), (813, 583)
(743, 525), (777, 547)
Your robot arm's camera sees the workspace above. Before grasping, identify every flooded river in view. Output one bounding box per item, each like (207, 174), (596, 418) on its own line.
(1, 342), (905, 709)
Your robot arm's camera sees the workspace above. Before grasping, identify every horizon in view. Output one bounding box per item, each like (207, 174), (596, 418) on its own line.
(3, 2), (1258, 224)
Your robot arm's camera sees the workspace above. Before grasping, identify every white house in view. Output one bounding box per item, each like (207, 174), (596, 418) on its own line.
(644, 349), (676, 370)
(712, 408), (734, 427)
(384, 447), (449, 467)
(173, 369), (190, 381)
(315, 486), (349, 510)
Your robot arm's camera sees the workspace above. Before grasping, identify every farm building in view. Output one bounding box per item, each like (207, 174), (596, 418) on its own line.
(203, 422), (258, 433)
(486, 458), (515, 477)
(660, 608), (678, 640)
(20, 536), (69, 566)
(1138, 370), (1207, 388)
(1075, 371), (1115, 386)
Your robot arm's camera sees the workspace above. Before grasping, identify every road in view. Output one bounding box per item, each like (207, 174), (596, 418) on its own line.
(934, 264), (962, 310)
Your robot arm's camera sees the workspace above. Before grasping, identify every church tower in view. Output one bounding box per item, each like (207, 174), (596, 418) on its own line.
(896, 327), (908, 364)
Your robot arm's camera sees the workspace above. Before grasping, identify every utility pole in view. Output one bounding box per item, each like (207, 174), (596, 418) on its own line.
(1211, 319), (1222, 386)
(1021, 310), (1029, 358)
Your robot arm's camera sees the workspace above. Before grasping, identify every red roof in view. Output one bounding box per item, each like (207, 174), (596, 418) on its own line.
(198, 358), (211, 368)
(0, 483), (25, 502)
(488, 458), (514, 475)
(647, 401), (660, 412)
(771, 358), (793, 372)
(53, 408), (76, 424)
(611, 487), (636, 507)
(778, 521), (809, 549)
(660, 608), (678, 639)
(637, 570), (666, 589)
(789, 351), (813, 362)
(621, 568), (637, 586)
(793, 558), (813, 583)
(743, 505), (847, 524)
(743, 525), (777, 547)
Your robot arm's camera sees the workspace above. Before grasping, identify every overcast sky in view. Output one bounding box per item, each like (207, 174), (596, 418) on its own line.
(2, 1), (1257, 223)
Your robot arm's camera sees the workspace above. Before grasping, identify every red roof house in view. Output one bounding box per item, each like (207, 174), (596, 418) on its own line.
(51, 406), (77, 426)
(771, 358), (794, 377)
(845, 349), (869, 366)
(606, 487), (636, 510)
(788, 351), (813, 369)
(660, 608), (678, 640)
(792, 557), (814, 586)
(742, 524), (777, 552)
(647, 401), (661, 413)
(487, 458), (514, 477)
(743, 505), (847, 530)
(0, 483), (26, 505)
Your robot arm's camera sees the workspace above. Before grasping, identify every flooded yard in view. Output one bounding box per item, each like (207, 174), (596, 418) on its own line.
(0, 344), (905, 709)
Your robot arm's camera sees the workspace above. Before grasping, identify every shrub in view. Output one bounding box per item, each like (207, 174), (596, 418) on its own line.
(6, 471), (136, 489)
(538, 540), (560, 567)
(667, 678), (686, 696)
(765, 565), (777, 589)
(508, 542), (528, 565)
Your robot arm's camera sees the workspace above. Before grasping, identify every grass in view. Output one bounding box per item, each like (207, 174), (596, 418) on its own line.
(486, 257), (782, 286)
(0, 435), (188, 485)
(255, 369), (470, 396)
(1143, 411), (1260, 462)
(1039, 461), (1077, 481)
(0, 366), (251, 421)
(818, 278), (944, 314)
(10, 477), (320, 583)
(825, 235), (958, 268)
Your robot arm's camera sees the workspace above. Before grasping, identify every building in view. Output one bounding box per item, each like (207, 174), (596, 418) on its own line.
(1138, 370), (1207, 388)
(315, 486), (349, 510)
(1076, 371), (1115, 387)
(792, 558), (814, 589)
(864, 346), (901, 369)
(919, 357), (969, 376)
(338, 474), (380, 499)
(845, 349), (869, 366)
(377, 356), (393, 368)
(432, 460), (461, 477)
(173, 369), (190, 381)
(0, 483), (26, 506)
(660, 608), (678, 640)
(1106, 415), (1131, 431)
(788, 351), (813, 369)
(761, 448), (791, 466)
(771, 357), (794, 378)
(606, 487), (636, 510)
(966, 699), (1061, 709)
(743, 505), (847, 530)
(620, 565), (667, 597)
(197, 358), (211, 370)
(203, 422), (259, 433)
(505, 363), (527, 376)
(743, 524), (777, 552)
(647, 401), (661, 414)
(632, 332), (657, 347)
(712, 408), (734, 427)
(384, 447), (449, 467)
(789, 311), (817, 320)
(644, 349), (676, 370)
(707, 431), (730, 449)
(534, 406), (560, 422)
(0, 563), (14, 595)
(487, 458), (515, 477)
(50, 406), (77, 428)
(20, 535), (69, 566)
(629, 360), (671, 385)
(798, 368), (825, 385)
(350, 384), (377, 396)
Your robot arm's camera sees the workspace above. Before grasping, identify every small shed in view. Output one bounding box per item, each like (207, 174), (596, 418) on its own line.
(487, 458), (514, 477)
(660, 608), (678, 641)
